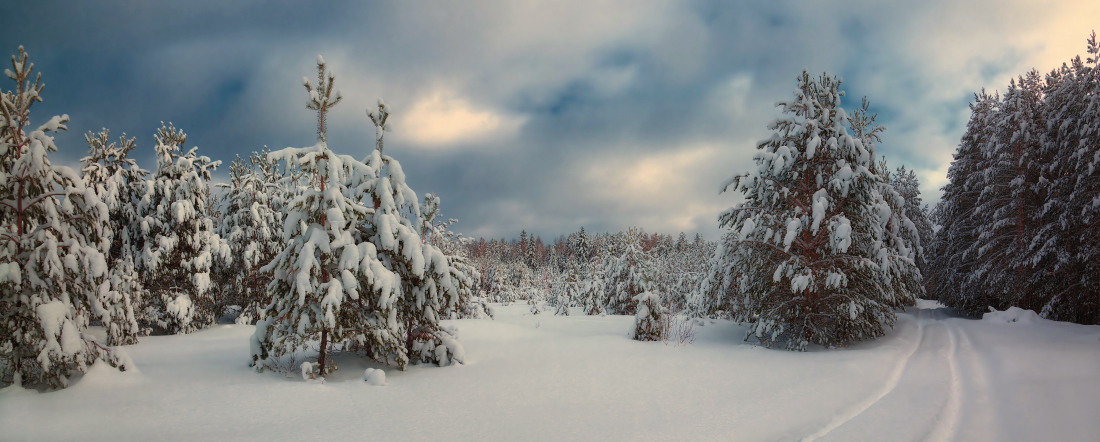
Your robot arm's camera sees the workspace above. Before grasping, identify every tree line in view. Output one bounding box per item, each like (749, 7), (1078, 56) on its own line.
(928, 33), (1100, 324)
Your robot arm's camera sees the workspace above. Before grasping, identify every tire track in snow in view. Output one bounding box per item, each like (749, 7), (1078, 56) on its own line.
(923, 322), (962, 442)
(950, 322), (1001, 441)
(800, 311), (926, 442)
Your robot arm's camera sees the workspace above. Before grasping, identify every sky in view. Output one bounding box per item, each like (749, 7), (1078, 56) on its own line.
(1, 0), (1097, 241)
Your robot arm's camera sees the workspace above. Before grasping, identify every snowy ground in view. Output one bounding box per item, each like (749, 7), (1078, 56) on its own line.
(2, 301), (1099, 441)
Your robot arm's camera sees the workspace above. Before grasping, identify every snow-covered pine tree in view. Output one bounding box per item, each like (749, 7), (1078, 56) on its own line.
(579, 264), (607, 316)
(928, 91), (998, 311)
(0, 47), (130, 388)
(552, 283), (571, 316)
(360, 119), (473, 365)
(884, 163), (932, 278)
(253, 57), (405, 377)
(361, 137), (471, 365)
(487, 266), (511, 303)
(572, 227), (591, 268)
(519, 230), (528, 265)
(80, 129), (145, 344)
(632, 291), (668, 341)
(716, 72), (920, 350)
(135, 122), (229, 334)
(1060, 33), (1100, 324)
(552, 261), (582, 316)
(254, 57), (470, 377)
(968, 72), (1046, 313)
(602, 228), (656, 315)
(216, 149), (284, 324)
(420, 193), (485, 320)
(856, 119), (926, 315)
(524, 232), (538, 269)
(1031, 34), (1100, 324)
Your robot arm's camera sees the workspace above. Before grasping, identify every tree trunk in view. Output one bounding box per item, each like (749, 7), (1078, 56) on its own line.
(317, 328), (328, 376)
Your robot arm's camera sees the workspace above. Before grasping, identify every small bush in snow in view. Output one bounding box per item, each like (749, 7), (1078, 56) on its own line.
(632, 292), (668, 342)
(666, 315), (697, 346)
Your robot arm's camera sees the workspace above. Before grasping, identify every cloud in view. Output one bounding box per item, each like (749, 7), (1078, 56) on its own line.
(583, 144), (729, 231)
(394, 91), (524, 148)
(3, 0), (1098, 241)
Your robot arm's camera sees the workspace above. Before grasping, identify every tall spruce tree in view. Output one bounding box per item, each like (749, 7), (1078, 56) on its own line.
(715, 72), (920, 350)
(928, 91), (998, 312)
(969, 72), (1046, 312)
(1063, 33), (1100, 323)
(1037, 33), (1100, 323)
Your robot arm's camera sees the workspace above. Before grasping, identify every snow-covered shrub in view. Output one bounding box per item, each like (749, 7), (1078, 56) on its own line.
(632, 292), (668, 342)
(0, 47), (131, 389)
(135, 123), (229, 334)
(712, 72), (921, 350)
(666, 315), (696, 346)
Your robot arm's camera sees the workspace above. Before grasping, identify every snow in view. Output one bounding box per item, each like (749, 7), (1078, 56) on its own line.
(783, 217), (801, 251)
(363, 368), (386, 386)
(982, 306), (1044, 324)
(2, 303), (1098, 441)
(831, 216), (852, 253)
(35, 301), (83, 368)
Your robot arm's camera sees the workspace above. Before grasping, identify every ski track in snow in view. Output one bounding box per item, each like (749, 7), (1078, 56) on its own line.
(800, 310), (926, 442)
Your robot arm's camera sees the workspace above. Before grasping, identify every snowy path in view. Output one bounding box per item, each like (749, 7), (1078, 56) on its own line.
(2, 303), (1099, 441)
(805, 305), (1100, 442)
(808, 307), (983, 441)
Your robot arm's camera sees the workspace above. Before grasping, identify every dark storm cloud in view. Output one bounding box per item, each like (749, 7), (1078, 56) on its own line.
(2, 0), (1096, 240)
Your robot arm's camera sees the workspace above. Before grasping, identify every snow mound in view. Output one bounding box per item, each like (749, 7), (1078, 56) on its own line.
(363, 368), (386, 386)
(0, 372), (37, 396)
(71, 359), (144, 390)
(983, 307), (1043, 324)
